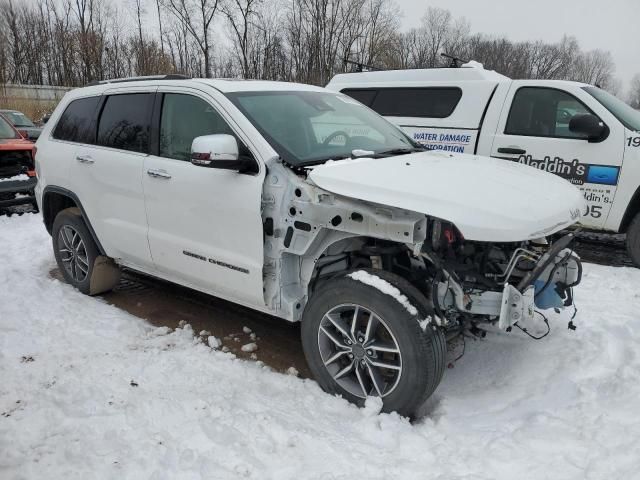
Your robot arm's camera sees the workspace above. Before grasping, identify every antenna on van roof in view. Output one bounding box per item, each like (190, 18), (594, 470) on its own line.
(440, 53), (468, 68)
(343, 59), (383, 73)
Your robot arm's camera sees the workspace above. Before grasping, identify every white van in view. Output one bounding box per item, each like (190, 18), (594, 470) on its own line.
(327, 65), (640, 266)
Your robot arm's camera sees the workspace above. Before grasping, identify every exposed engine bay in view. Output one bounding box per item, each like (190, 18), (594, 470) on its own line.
(305, 217), (582, 335)
(261, 158), (583, 338)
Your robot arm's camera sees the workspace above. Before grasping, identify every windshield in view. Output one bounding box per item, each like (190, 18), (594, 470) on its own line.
(0, 116), (19, 139)
(226, 90), (421, 166)
(583, 86), (640, 132)
(2, 111), (35, 127)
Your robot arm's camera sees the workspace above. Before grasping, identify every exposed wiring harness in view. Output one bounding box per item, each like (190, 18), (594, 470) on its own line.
(513, 310), (551, 340)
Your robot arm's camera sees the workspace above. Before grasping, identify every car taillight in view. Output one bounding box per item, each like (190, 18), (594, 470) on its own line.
(33, 146), (37, 161)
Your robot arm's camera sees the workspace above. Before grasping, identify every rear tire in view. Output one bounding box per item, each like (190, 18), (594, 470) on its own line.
(52, 208), (117, 295)
(301, 269), (446, 418)
(626, 212), (640, 268)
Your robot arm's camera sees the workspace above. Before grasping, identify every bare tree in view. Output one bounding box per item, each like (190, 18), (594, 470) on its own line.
(161, 0), (221, 77)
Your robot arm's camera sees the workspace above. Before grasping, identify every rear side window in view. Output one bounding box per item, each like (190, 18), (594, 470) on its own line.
(341, 87), (462, 118)
(53, 96), (100, 143)
(97, 93), (152, 153)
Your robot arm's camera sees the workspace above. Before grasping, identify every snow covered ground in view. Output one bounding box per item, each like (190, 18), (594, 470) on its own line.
(1, 213), (640, 480)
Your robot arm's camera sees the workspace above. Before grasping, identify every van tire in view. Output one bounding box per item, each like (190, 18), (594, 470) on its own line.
(626, 212), (640, 268)
(301, 269), (446, 418)
(52, 208), (119, 295)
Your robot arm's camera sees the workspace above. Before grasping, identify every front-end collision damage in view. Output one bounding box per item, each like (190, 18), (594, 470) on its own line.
(261, 159), (427, 321)
(425, 232), (582, 331)
(262, 158), (583, 331)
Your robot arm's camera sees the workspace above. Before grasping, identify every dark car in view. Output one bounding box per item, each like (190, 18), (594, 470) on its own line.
(0, 114), (38, 213)
(0, 109), (42, 140)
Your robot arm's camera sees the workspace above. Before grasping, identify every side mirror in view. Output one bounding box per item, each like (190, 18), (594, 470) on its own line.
(17, 129), (29, 139)
(191, 134), (257, 173)
(569, 114), (608, 142)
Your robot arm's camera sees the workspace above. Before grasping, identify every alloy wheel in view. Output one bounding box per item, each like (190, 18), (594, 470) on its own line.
(58, 225), (90, 283)
(317, 303), (403, 398)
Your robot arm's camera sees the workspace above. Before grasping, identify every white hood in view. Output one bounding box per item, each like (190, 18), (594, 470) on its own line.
(308, 151), (585, 242)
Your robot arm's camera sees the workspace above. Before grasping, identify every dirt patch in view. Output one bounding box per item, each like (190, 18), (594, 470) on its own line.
(50, 268), (310, 378)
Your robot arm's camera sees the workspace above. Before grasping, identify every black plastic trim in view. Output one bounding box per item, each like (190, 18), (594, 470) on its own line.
(473, 84), (498, 154)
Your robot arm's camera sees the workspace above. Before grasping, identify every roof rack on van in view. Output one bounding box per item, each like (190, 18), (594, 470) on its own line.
(86, 74), (191, 87)
(440, 53), (469, 68)
(343, 59), (383, 73)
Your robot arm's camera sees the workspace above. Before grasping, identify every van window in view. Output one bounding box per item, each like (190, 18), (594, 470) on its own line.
(97, 93), (152, 153)
(505, 87), (593, 139)
(159, 93), (234, 161)
(53, 96), (100, 143)
(341, 87), (462, 118)
(340, 89), (378, 106)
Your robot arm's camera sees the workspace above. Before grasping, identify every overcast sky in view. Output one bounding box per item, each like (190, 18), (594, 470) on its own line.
(394, 0), (639, 92)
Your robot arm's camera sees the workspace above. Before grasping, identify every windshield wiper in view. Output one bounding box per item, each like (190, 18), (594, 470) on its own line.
(372, 147), (425, 158)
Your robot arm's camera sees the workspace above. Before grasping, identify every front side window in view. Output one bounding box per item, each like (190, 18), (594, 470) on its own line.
(53, 96), (101, 143)
(227, 91), (420, 167)
(342, 87), (462, 118)
(505, 87), (593, 139)
(159, 93), (234, 161)
(97, 93), (152, 153)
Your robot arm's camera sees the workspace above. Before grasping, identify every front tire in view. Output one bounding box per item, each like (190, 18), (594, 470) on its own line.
(626, 212), (640, 268)
(301, 269), (446, 418)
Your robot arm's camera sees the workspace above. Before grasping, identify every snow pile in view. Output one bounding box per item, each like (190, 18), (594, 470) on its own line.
(0, 174), (29, 183)
(2, 214), (640, 479)
(347, 270), (418, 315)
(461, 60), (484, 69)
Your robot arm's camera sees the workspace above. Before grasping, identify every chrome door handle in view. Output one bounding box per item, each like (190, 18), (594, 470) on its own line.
(147, 169), (172, 179)
(76, 155), (94, 164)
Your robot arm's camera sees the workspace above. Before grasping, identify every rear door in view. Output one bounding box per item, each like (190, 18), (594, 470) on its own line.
(142, 87), (265, 306)
(71, 88), (155, 269)
(490, 82), (625, 229)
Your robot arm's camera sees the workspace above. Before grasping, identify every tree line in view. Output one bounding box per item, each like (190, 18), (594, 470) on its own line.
(0, 0), (637, 102)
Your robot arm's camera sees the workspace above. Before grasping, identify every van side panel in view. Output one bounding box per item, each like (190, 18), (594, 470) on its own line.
(387, 81), (498, 154)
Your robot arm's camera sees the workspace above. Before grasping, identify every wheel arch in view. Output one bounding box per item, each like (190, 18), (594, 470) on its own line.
(618, 185), (640, 233)
(42, 186), (106, 255)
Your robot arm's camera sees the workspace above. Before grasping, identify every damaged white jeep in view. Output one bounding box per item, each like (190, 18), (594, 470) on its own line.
(35, 76), (584, 417)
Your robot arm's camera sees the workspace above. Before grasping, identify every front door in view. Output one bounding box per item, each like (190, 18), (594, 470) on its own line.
(142, 88), (265, 306)
(491, 83), (624, 229)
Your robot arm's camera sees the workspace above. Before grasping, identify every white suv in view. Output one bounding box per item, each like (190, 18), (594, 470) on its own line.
(36, 75), (584, 417)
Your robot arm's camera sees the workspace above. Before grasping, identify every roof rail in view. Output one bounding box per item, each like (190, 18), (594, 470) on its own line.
(86, 74), (191, 87)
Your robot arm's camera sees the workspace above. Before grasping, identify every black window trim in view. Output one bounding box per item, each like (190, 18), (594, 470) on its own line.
(340, 86), (463, 119)
(95, 91), (155, 154)
(503, 85), (608, 141)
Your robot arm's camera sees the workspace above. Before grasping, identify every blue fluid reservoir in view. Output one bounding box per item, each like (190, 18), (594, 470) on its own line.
(534, 279), (564, 309)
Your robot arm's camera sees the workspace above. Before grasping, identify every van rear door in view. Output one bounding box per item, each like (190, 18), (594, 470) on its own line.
(490, 81), (624, 229)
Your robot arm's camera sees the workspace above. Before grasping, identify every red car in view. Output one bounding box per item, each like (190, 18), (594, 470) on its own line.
(0, 113), (37, 212)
